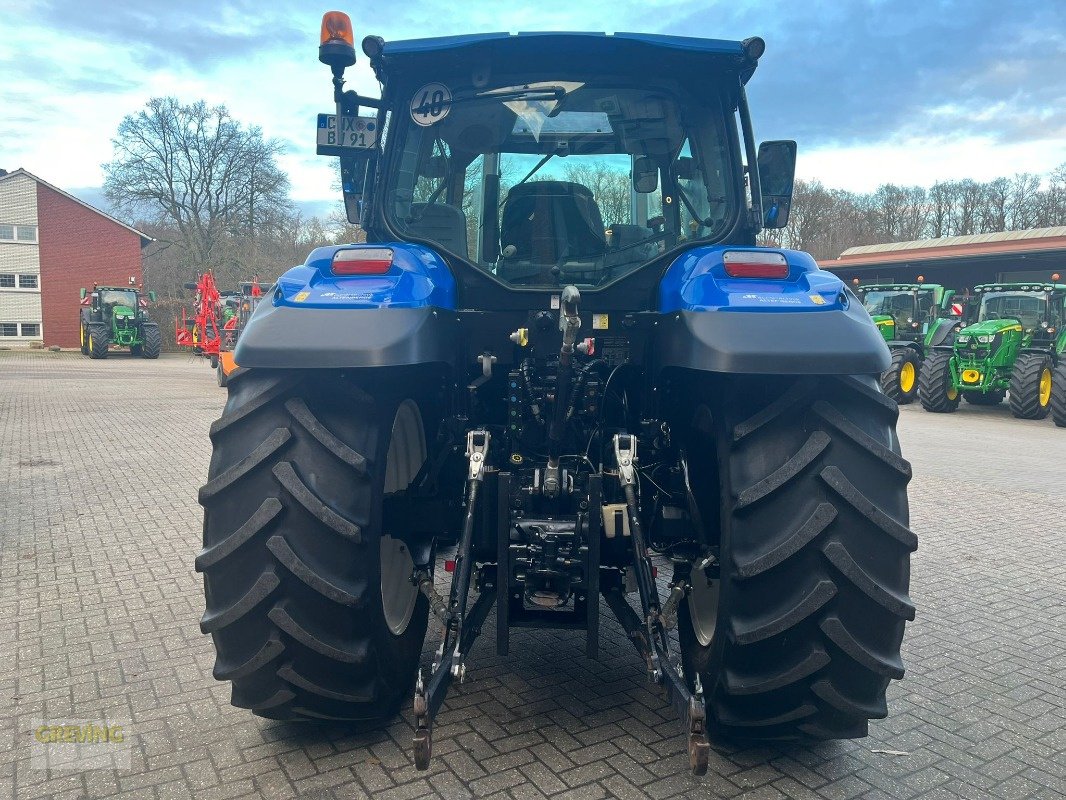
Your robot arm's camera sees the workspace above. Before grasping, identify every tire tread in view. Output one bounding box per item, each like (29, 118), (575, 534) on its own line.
(693, 374), (913, 741)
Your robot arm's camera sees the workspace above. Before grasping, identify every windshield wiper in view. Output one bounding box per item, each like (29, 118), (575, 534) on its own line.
(410, 88), (564, 117)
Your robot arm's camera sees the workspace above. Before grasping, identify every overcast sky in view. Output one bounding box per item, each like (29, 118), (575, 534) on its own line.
(2, 0), (1064, 216)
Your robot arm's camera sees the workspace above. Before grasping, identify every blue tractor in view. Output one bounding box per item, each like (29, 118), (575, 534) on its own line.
(197, 14), (915, 775)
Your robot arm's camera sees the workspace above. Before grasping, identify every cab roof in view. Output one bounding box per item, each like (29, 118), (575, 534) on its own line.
(857, 283), (942, 291)
(973, 282), (1066, 292)
(376, 31), (759, 84)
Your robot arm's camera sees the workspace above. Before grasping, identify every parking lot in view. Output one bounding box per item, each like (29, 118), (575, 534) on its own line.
(1, 350), (1064, 800)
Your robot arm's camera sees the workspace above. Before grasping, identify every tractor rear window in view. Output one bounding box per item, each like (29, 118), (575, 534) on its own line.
(99, 290), (137, 307)
(385, 80), (736, 288)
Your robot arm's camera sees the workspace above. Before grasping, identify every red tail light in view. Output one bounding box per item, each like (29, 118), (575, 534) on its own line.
(723, 251), (789, 278)
(332, 247), (394, 275)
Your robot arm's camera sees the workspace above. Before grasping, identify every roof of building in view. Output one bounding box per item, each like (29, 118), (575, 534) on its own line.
(823, 226), (1066, 268)
(0, 168), (154, 247)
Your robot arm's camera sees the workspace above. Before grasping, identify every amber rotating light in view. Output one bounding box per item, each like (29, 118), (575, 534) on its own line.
(319, 11), (356, 72)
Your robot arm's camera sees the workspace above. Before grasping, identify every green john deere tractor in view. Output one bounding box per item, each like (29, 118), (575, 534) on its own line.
(919, 279), (1066, 421)
(855, 281), (960, 403)
(79, 285), (161, 359)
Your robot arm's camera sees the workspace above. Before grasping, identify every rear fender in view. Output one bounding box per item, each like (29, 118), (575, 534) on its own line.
(655, 245), (889, 374)
(925, 317), (959, 348)
(235, 243), (459, 369)
(886, 341), (923, 355)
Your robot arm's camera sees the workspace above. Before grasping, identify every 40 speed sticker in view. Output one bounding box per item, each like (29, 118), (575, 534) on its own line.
(410, 83), (452, 126)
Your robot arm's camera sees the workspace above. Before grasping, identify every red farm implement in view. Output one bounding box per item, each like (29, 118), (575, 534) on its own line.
(176, 272), (224, 366)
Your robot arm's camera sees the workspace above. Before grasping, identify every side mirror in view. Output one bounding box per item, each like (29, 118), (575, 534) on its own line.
(632, 157), (658, 194)
(80, 288), (86, 299)
(340, 153), (375, 225)
(757, 140), (797, 229)
(148, 291), (157, 302)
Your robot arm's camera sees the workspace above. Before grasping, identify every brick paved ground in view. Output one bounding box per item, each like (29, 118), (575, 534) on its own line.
(1, 350), (1063, 799)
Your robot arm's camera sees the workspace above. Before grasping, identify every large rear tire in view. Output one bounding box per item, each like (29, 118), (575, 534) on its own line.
(918, 351), (959, 412)
(196, 369), (431, 724)
(679, 374), (915, 740)
(1009, 353), (1052, 420)
(880, 348), (919, 404)
(1051, 362), (1066, 428)
(88, 325), (109, 359)
(141, 326), (161, 359)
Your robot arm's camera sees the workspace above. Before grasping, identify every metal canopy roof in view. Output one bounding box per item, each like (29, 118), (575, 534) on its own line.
(820, 227), (1066, 273)
(838, 227), (1066, 259)
(379, 32), (756, 82)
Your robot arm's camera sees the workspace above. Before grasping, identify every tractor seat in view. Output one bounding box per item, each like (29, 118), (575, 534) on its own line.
(406, 203), (469, 259)
(499, 181), (607, 280)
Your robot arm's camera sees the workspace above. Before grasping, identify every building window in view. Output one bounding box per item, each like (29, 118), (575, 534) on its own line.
(0, 322), (40, 336)
(0, 274), (15, 288)
(18, 274), (38, 289)
(0, 224), (37, 242)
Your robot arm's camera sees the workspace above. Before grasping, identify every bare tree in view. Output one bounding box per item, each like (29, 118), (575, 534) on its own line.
(1007, 173), (1043, 230)
(870, 184), (929, 242)
(561, 163), (631, 226)
(104, 97), (292, 270)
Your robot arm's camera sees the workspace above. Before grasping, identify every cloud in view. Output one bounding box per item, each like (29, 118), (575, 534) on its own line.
(687, 0), (1066, 149)
(31, 0), (308, 69)
(3, 0), (1064, 205)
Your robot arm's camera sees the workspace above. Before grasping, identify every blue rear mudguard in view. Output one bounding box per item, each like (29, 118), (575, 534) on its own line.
(653, 245), (890, 374)
(235, 243), (889, 375)
(234, 244), (459, 369)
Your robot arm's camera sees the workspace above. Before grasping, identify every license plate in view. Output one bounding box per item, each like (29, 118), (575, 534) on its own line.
(316, 114), (378, 155)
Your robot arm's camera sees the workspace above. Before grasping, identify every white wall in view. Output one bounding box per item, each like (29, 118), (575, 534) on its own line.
(0, 173), (43, 344)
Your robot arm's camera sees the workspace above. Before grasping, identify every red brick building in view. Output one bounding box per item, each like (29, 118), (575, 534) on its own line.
(0, 168), (152, 348)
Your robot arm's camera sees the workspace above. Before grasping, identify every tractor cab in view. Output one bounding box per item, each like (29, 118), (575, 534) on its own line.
(93, 287), (139, 320)
(965, 281), (1066, 345)
(856, 281), (953, 344)
(314, 25), (802, 308)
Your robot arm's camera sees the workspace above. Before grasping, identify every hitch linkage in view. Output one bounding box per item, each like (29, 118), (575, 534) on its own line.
(413, 430), (495, 770)
(609, 433), (710, 776)
(412, 429), (711, 777)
